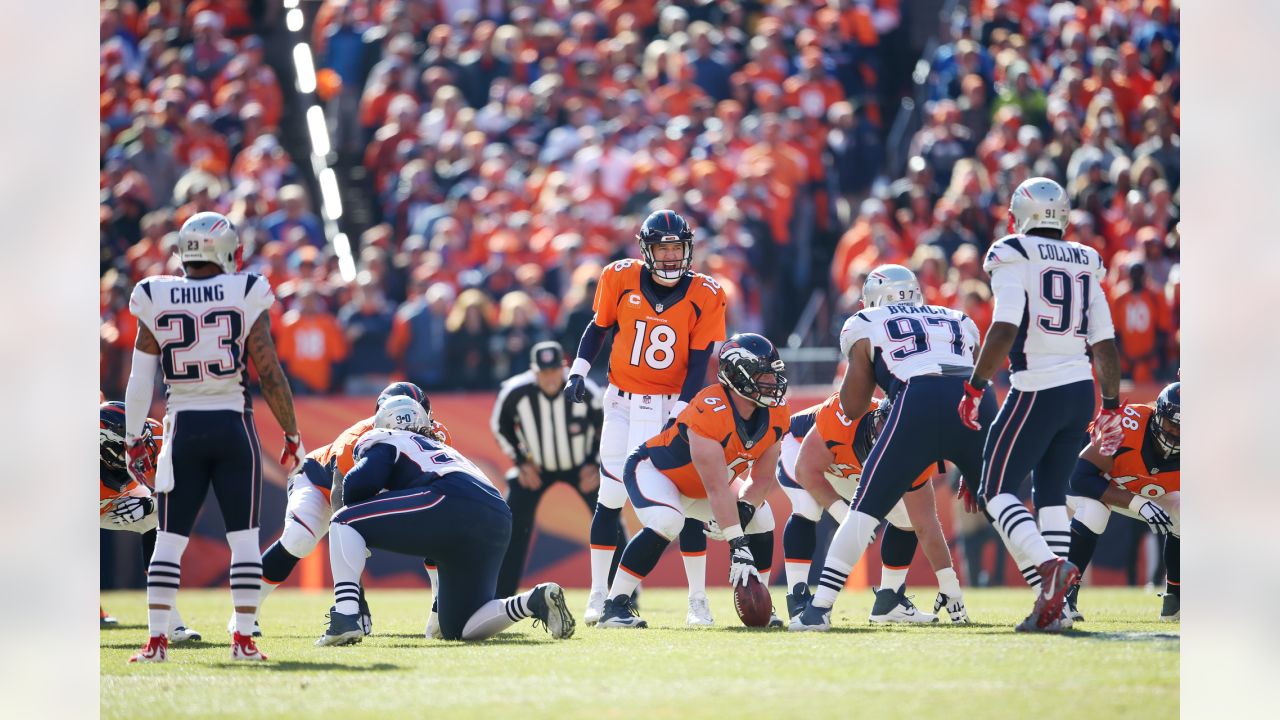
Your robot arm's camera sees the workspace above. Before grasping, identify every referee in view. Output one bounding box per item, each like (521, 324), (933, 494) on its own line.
(492, 341), (623, 596)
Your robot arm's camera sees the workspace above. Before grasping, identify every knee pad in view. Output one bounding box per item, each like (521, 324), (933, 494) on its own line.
(1069, 495), (1112, 535)
(745, 500), (775, 533)
(781, 485), (822, 522)
(885, 499), (913, 531)
(637, 505), (684, 540)
(596, 469), (628, 509)
(280, 519), (322, 558)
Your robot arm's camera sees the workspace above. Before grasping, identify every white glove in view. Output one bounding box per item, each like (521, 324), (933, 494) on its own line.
(109, 496), (154, 526)
(703, 519), (727, 542)
(1132, 497), (1174, 535)
(728, 536), (759, 587)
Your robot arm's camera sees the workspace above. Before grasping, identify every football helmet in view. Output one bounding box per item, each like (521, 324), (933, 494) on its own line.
(178, 211), (242, 273)
(637, 209), (693, 282)
(862, 264), (923, 308)
(373, 395), (432, 433)
(717, 333), (787, 407)
(100, 401), (158, 490)
(1008, 177), (1070, 235)
(376, 381), (430, 416)
(1150, 382), (1180, 457)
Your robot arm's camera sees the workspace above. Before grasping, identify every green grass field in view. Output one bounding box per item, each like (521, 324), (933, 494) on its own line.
(101, 587), (1177, 719)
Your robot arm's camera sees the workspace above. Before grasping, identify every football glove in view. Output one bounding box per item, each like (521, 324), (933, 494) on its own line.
(565, 374), (588, 403)
(703, 519), (727, 542)
(957, 483), (980, 514)
(125, 438), (155, 485)
(1092, 402), (1127, 455)
(280, 434), (306, 474)
(957, 381), (985, 431)
(1135, 499), (1174, 535)
(728, 536), (759, 588)
(109, 496), (154, 526)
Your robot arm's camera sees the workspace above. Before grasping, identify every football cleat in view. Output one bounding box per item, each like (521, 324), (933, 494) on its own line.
(170, 626), (202, 643)
(785, 584), (813, 621)
(425, 598), (441, 639)
(787, 602), (831, 632)
(1159, 593), (1180, 622)
(1064, 583), (1085, 622)
(1016, 612), (1066, 633)
(231, 631), (267, 660)
(869, 587), (938, 624)
(358, 586), (373, 636)
(316, 610), (363, 647)
(686, 592), (714, 626)
(583, 589), (606, 627)
(227, 615), (262, 637)
(933, 592), (970, 624)
(597, 594), (647, 629)
(528, 582), (576, 640)
(1019, 558), (1080, 632)
(128, 635), (168, 663)
(100, 607), (118, 627)
(767, 608), (785, 628)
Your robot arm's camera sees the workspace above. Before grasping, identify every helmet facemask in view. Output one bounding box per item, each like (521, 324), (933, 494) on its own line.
(641, 236), (693, 283)
(1150, 408), (1179, 457)
(719, 356), (788, 407)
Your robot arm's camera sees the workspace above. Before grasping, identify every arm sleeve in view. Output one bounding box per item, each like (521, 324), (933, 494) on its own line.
(575, 321), (609, 364)
(1086, 257), (1116, 344)
(124, 348), (158, 439)
(988, 264), (1028, 325)
(961, 315), (982, 359)
(342, 443), (398, 506)
(679, 345), (714, 402)
(838, 311), (872, 358)
(491, 380), (527, 464)
(1069, 456), (1111, 500)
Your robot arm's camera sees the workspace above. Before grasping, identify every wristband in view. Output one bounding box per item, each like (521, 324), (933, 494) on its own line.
(721, 524), (745, 542)
(827, 500), (850, 523)
(1128, 494), (1150, 513)
(1102, 396), (1120, 410)
(966, 377), (989, 392)
(569, 358), (592, 378)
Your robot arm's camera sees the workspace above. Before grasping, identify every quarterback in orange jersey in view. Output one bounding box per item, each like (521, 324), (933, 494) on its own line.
(596, 334), (787, 629)
(99, 402), (201, 641)
(1066, 382), (1180, 622)
(250, 382), (449, 636)
(779, 393), (969, 624)
(565, 209), (729, 626)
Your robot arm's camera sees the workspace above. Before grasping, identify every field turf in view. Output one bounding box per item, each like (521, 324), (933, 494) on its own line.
(101, 587), (1178, 719)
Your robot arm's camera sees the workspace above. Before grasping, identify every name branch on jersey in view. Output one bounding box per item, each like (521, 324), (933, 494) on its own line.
(839, 304), (980, 400)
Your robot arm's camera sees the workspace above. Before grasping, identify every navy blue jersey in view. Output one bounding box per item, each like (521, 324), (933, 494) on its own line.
(345, 428), (498, 506)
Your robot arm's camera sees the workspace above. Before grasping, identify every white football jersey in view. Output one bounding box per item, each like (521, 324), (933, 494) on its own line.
(839, 304), (980, 396)
(354, 428), (497, 490)
(983, 234), (1115, 391)
(129, 273), (274, 412)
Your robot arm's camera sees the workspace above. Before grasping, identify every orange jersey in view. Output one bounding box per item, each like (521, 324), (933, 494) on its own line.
(811, 393), (932, 489)
(99, 418), (162, 515)
(304, 417), (452, 498)
(1105, 404), (1180, 497)
(591, 259), (727, 394)
(644, 384), (789, 499)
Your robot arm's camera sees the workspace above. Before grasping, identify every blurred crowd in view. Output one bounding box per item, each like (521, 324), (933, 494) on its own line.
(100, 0), (1179, 399)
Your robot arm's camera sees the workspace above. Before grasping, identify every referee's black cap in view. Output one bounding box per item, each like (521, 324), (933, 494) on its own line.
(531, 341), (565, 370)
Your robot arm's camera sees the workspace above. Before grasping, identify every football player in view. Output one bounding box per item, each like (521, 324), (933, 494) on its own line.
(596, 334), (788, 629)
(99, 401), (200, 641)
(791, 265), (995, 632)
(565, 210), (729, 626)
(250, 382), (449, 637)
(780, 395), (968, 624)
(957, 178), (1124, 632)
(316, 397), (575, 645)
(125, 212), (301, 663)
(1066, 382), (1180, 621)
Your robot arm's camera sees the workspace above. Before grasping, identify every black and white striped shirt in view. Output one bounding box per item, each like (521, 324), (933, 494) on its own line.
(491, 370), (603, 474)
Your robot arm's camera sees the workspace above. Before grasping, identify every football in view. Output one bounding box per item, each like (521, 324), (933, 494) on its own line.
(733, 573), (773, 627)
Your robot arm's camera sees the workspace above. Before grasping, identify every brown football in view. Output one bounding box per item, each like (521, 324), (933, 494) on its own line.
(733, 573), (773, 627)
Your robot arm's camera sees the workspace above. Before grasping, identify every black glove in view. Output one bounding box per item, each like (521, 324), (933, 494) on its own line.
(565, 374), (587, 403)
(736, 501), (757, 529)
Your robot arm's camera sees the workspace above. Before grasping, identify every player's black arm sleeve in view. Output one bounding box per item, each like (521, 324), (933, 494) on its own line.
(574, 322), (609, 364)
(1070, 457), (1110, 500)
(342, 444), (398, 506)
(679, 345), (714, 402)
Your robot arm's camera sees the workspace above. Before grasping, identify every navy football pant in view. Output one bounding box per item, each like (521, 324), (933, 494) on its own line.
(159, 410), (263, 536)
(332, 474), (512, 641)
(850, 376), (997, 520)
(978, 379), (1095, 508)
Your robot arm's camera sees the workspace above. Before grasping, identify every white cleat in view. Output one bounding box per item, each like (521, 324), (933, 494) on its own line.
(583, 589), (606, 627)
(686, 592), (714, 626)
(530, 582), (576, 640)
(170, 625), (203, 643)
(868, 587), (938, 624)
(933, 592), (970, 624)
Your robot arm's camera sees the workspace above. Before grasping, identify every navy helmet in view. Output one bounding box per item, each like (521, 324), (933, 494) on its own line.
(1150, 382), (1180, 457)
(637, 209), (694, 282)
(717, 333), (787, 407)
(376, 381), (430, 417)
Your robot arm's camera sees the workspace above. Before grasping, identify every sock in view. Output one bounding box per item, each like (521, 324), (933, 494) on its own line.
(227, 528), (263, 636)
(879, 524), (917, 592)
(589, 503), (623, 593)
(424, 559), (439, 591)
(783, 515), (817, 592)
(747, 530), (774, 577)
(1038, 505), (1071, 559)
(679, 518), (708, 597)
(935, 567), (962, 597)
(146, 531), (188, 637)
(813, 511), (880, 609)
(1068, 518), (1101, 576)
(1164, 535), (1179, 597)
(607, 528), (670, 600)
(458, 589), (533, 641)
(330, 523), (368, 615)
(986, 494), (1054, 575)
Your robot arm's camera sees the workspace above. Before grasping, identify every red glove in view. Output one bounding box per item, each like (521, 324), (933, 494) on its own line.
(280, 433), (305, 474)
(957, 484), (980, 515)
(125, 438), (155, 485)
(958, 381), (985, 431)
(1092, 402), (1127, 455)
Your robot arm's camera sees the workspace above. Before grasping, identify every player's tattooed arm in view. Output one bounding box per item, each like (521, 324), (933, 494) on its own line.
(245, 312), (299, 435)
(134, 322), (160, 353)
(968, 321), (1019, 387)
(1089, 338), (1122, 403)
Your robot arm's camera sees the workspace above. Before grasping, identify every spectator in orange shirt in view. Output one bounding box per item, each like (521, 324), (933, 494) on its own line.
(831, 198), (908, 294)
(1110, 262), (1172, 383)
(648, 62), (710, 121)
(174, 104), (231, 177)
(276, 285), (349, 394)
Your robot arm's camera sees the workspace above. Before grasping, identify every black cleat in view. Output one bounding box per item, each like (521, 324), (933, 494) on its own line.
(786, 584), (813, 621)
(316, 609), (364, 646)
(597, 594), (647, 628)
(1159, 593), (1179, 622)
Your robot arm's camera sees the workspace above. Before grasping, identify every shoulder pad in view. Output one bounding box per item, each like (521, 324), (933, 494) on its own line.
(984, 235), (1030, 273)
(838, 311), (874, 357)
(353, 427), (398, 459)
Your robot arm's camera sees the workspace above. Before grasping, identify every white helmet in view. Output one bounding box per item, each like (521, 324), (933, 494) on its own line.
(862, 264), (923, 308)
(178, 211), (241, 272)
(1008, 177), (1070, 235)
(374, 395), (431, 433)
